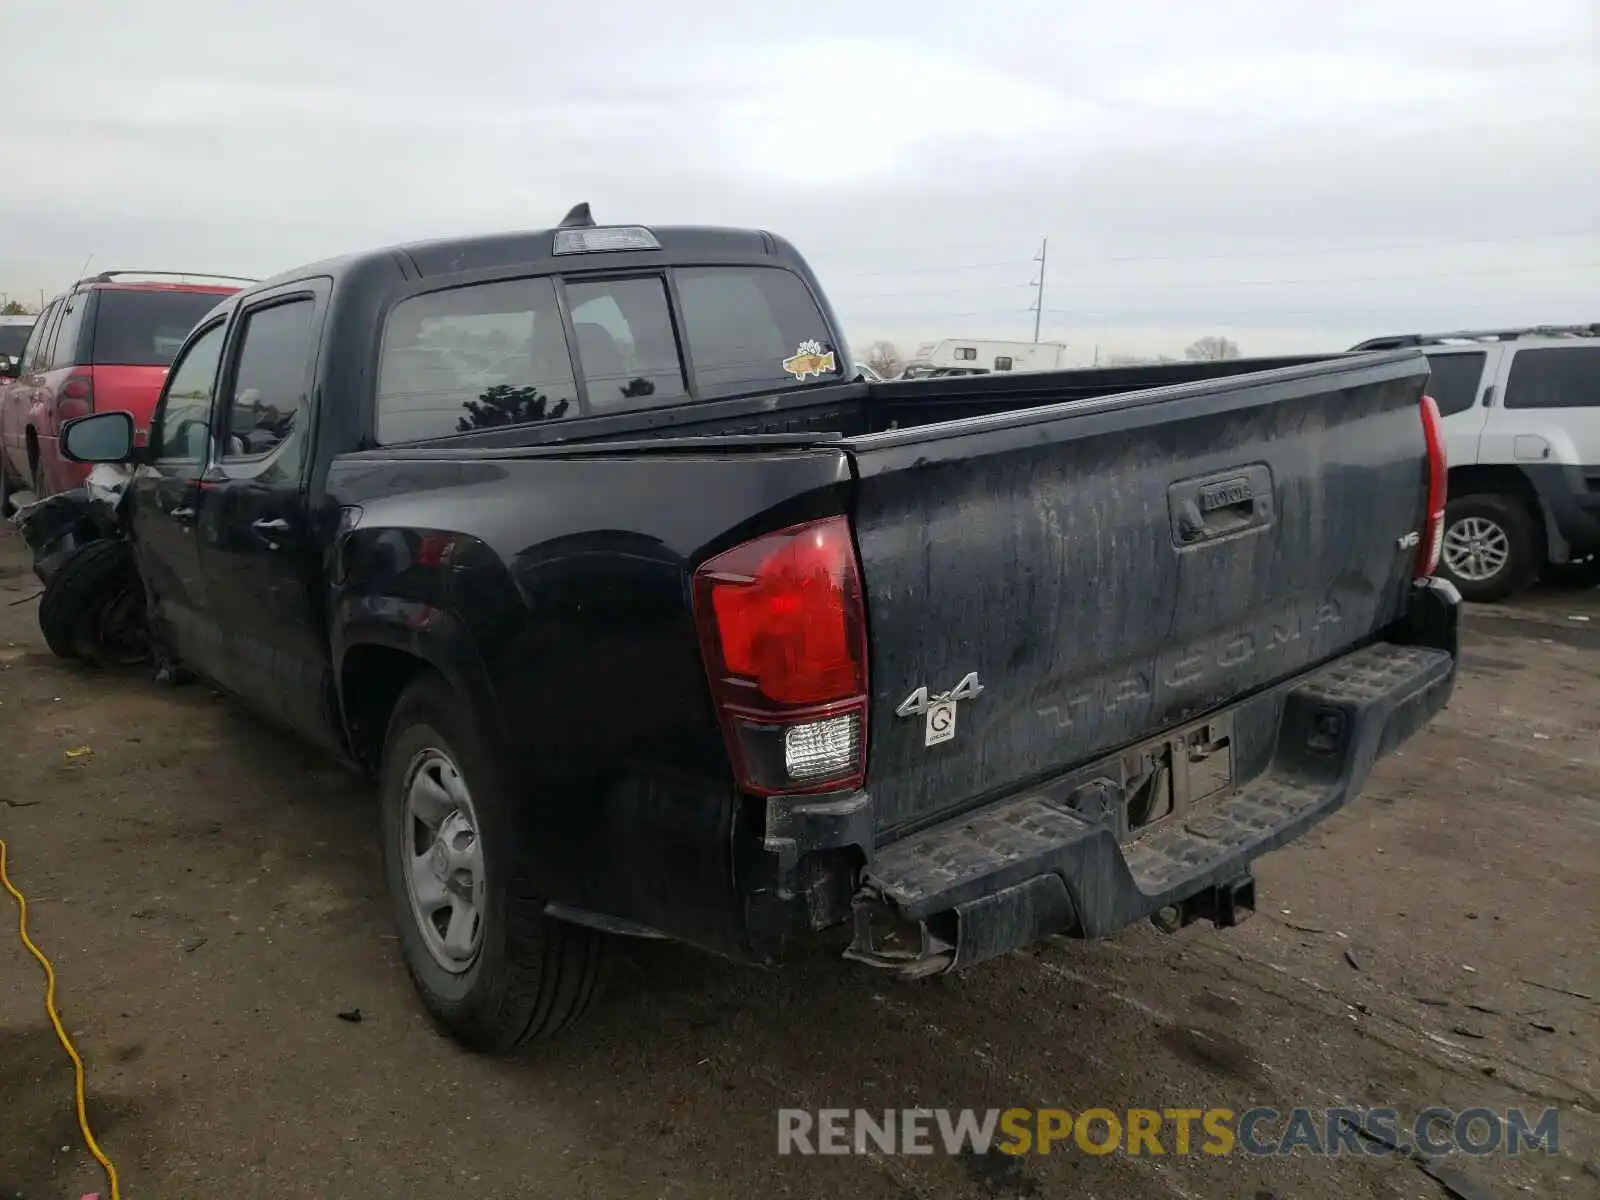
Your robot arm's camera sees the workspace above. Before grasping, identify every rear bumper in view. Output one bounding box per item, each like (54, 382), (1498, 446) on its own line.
(833, 581), (1459, 975)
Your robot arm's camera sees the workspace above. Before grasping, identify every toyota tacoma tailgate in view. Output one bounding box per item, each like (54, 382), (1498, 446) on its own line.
(838, 351), (1459, 970)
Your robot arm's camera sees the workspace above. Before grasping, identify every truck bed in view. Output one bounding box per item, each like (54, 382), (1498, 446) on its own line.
(369, 354), (1342, 452)
(342, 348), (1436, 850)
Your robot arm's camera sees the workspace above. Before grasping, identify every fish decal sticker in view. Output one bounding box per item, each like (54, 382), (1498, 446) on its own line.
(782, 339), (837, 380)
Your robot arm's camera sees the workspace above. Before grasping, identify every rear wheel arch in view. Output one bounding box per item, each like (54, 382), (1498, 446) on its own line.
(338, 642), (435, 777)
(23, 425), (45, 496)
(1447, 463), (1540, 504)
(1444, 463), (1552, 562)
(337, 620), (505, 779)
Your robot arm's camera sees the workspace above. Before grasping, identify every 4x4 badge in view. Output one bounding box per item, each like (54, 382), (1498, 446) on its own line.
(896, 672), (984, 748)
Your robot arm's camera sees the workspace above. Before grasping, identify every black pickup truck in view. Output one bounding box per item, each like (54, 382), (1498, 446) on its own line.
(54, 207), (1460, 1053)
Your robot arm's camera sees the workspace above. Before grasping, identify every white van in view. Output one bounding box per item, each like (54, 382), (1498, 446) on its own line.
(902, 339), (1069, 378)
(0, 313), (34, 367)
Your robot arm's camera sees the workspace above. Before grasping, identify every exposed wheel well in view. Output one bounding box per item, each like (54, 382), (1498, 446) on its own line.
(1448, 464), (1537, 503)
(1447, 464), (1547, 536)
(340, 644), (434, 778)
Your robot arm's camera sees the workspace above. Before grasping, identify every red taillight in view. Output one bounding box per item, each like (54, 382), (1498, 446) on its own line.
(693, 516), (869, 795)
(1417, 394), (1448, 579)
(58, 372), (95, 423)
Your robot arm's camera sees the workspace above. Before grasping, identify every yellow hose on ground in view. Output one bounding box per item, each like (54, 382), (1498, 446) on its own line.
(0, 837), (121, 1200)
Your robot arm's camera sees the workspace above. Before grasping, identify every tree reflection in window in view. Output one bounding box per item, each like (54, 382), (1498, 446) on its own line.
(456, 383), (572, 432)
(376, 276), (579, 445)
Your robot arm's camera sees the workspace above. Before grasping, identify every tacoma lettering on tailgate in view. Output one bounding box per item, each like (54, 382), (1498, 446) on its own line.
(1034, 598), (1343, 733)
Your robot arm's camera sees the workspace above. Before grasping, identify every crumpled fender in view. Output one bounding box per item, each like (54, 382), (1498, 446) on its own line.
(10, 465), (133, 585)
(11, 489), (93, 584)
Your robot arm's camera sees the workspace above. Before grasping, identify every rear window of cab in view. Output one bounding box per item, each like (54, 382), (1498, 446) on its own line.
(374, 266), (840, 445)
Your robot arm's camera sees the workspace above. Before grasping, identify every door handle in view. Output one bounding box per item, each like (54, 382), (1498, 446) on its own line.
(171, 506), (197, 525)
(252, 517), (292, 544)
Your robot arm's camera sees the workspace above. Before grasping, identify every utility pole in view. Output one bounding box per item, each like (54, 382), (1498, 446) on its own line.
(1030, 237), (1048, 343)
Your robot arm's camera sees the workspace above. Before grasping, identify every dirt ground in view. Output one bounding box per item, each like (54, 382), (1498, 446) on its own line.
(0, 523), (1595, 1200)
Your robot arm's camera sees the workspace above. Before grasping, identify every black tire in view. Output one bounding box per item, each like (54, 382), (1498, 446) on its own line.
(37, 538), (150, 664)
(1436, 492), (1543, 604)
(379, 673), (602, 1053)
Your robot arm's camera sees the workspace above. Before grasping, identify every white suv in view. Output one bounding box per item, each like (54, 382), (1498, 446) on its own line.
(1351, 325), (1599, 602)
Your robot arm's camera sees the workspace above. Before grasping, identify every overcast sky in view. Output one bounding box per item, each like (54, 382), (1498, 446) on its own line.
(3, 0), (1595, 361)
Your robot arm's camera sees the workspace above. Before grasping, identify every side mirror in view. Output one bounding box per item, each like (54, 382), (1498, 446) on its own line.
(61, 411), (136, 464)
(0, 355), (20, 380)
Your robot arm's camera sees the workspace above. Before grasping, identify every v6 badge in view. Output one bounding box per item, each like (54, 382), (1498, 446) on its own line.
(896, 672), (983, 748)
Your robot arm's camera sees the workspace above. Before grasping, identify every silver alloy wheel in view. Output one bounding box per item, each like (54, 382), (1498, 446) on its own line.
(1441, 515), (1512, 582)
(402, 748), (486, 974)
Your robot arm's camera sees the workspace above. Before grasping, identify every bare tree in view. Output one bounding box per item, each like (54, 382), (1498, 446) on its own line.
(863, 340), (904, 380)
(1184, 336), (1241, 361)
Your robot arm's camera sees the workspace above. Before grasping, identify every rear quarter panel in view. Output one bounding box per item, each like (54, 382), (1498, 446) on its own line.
(324, 447), (853, 955)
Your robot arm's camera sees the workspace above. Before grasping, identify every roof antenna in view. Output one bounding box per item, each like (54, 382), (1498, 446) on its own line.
(558, 202), (596, 229)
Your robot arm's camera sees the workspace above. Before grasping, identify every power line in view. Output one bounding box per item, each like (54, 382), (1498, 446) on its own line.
(832, 230), (1598, 277)
(839, 296), (1597, 323)
(841, 283), (1036, 302)
(1038, 231), (1600, 267)
(831, 261), (1597, 303)
(840, 258), (1034, 279)
(1063, 262), (1600, 289)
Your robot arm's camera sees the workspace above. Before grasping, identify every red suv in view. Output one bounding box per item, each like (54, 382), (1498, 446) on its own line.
(1, 272), (250, 504)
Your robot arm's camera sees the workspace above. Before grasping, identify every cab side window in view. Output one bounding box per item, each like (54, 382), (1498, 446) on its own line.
(49, 294), (89, 369)
(220, 298), (317, 466)
(152, 323), (227, 461)
(23, 301), (59, 372)
(375, 277), (577, 444)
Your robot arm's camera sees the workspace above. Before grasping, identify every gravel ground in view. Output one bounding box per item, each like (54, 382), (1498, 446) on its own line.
(1, 523), (1596, 1199)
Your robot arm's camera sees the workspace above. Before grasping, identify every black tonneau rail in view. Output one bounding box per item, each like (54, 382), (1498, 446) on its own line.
(354, 353), (1376, 460)
(843, 349), (1421, 454)
(336, 431), (847, 461)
